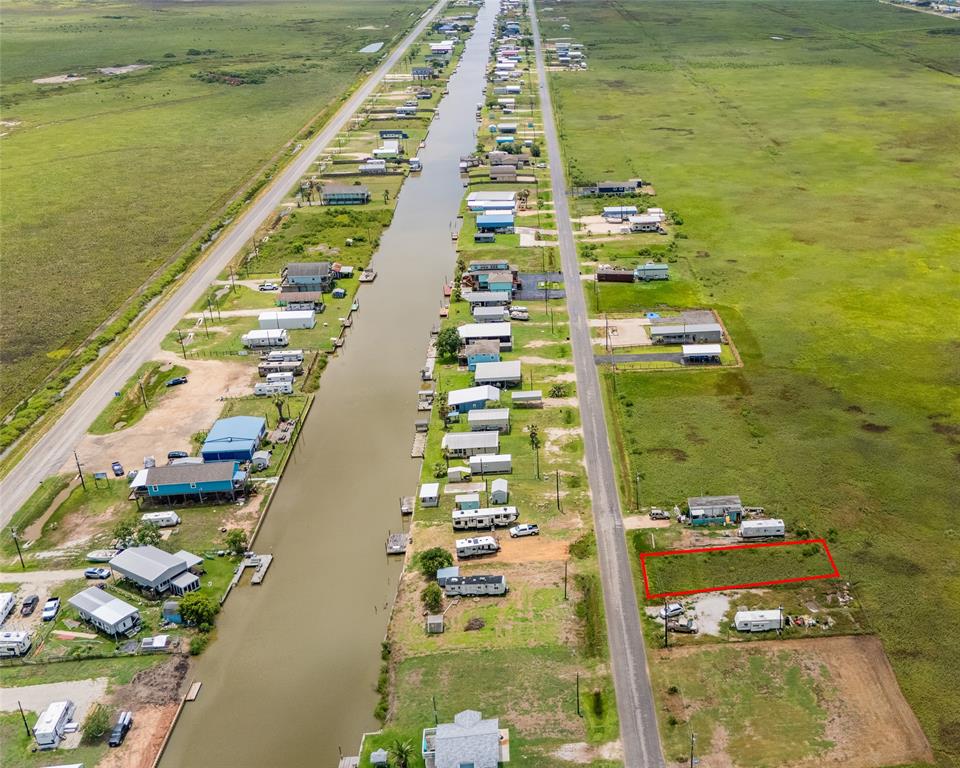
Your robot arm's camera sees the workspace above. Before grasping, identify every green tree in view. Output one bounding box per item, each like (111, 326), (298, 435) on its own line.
(549, 382), (568, 398)
(112, 517), (136, 545)
(179, 591), (219, 629)
(389, 737), (414, 768)
(134, 522), (162, 547)
(82, 703), (110, 743)
(421, 582), (443, 613)
(225, 528), (248, 555)
(418, 547), (453, 580)
(435, 327), (461, 359)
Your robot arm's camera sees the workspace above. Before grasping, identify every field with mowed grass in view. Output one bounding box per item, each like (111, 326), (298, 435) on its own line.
(0, 0), (429, 415)
(539, 0), (959, 764)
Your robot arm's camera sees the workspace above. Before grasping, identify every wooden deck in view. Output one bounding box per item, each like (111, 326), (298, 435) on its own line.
(386, 533), (409, 555)
(411, 432), (427, 457)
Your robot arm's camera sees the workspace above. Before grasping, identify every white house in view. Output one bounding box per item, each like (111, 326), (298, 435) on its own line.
(474, 360), (522, 388)
(442, 432), (499, 458)
(109, 546), (202, 595)
(68, 587), (141, 637)
(419, 483), (440, 508)
(422, 708), (510, 768)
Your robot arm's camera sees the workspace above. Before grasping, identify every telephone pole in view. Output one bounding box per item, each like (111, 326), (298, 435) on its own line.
(138, 379), (148, 410)
(74, 451), (86, 491)
(10, 529), (25, 570)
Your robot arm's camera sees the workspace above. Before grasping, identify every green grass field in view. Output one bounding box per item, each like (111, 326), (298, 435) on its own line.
(540, 0), (960, 763)
(0, 0), (429, 415)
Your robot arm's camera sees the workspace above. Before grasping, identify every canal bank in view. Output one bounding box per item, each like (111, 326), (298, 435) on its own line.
(158, 2), (500, 766)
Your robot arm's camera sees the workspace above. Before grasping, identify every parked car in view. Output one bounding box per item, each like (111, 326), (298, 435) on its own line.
(258, 282), (278, 292)
(85, 567), (110, 580)
(111, 461), (124, 477)
(41, 597), (61, 622)
(165, 376), (188, 387)
(108, 711), (133, 747)
(649, 507), (669, 520)
(167, 450), (189, 460)
(667, 617), (698, 634)
(20, 594), (39, 616)
(509, 523), (540, 538)
(659, 602), (684, 620)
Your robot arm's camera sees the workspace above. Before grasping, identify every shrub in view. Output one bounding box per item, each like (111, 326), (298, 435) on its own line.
(180, 592), (219, 628)
(421, 582), (443, 613)
(417, 547), (453, 580)
(82, 704), (110, 743)
(189, 634), (210, 655)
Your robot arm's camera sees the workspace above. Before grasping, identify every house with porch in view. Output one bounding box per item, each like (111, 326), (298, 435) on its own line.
(68, 588), (141, 638)
(281, 262), (333, 294)
(140, 462), (247, 504)
(422, 709), (510, 768)
(109, 546), (202, 595)
(321, 184), (370, 206)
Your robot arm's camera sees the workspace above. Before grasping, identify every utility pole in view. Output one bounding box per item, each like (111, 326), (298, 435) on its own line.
(635, 472), (641, 512)
(689, 732), (697, 768)
(664, 597), (670, 648)
(10, 529), (25, 570)
(563, 560), (568, 600)
(74, 451), (86, 491)
(177, 329), (187, 359)
(17, 701), (31, 738)
(138, 379), (148, 411)
(555, 471), (561, 511)
(576, 673), (581, 716)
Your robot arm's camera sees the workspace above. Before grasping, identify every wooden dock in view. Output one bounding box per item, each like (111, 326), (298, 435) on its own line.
(186, 681), (202, 701)
(386, 533), (409, 555)
(228, 553), (274, 589)
(411, 432), (426, 458)
(400, 496), (414, 516)
(337, 758), (359, 768)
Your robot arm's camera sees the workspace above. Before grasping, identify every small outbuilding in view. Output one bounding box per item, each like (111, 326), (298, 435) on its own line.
(419, 483), (441, 508)
(251, 450), (272, 471)
(425, 614), (445, 635)
(511, 389), (542, 407)
(490, 478), (509, 504)
(681, 344), (722, 364)
(467, 408), (511, 433)
(447, 466), (471, 482)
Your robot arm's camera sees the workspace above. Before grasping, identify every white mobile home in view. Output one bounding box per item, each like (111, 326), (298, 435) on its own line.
(254, 381), (293, 396)
(634, 262), (669, 281)
(0, 592), (14, 624)
(474, 360), (522, 388)
(265, 371), (295, 385)
(739, 519), (785, 538)
(442, 431), (499, 458)
(452, 506), (519, 530)
(443, 574), (508, 597)
(467, 408), (510, 432)
(419, 483), (440, 508)
(266, 349), (304, 363)
(242, 329), (289, 349)
(0, 630), (32, 657)
(33, 700), (75, 750)
(141, 511), (180, 528)
(469, 454), (512, 475)
(455, 536), (501, 559)
(258, 310), (316, 331)
(734, 610), (783, 633)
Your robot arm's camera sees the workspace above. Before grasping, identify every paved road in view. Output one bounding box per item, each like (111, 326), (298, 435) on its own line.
(0, 0), (448, 525)
(529, 4), (666, 766)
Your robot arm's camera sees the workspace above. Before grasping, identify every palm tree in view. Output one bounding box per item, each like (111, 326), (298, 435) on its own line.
(529, 423), (541, 479)
(388, 738), (414, 768)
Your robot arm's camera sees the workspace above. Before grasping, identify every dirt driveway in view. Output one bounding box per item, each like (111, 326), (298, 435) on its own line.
(69, 353), (255, 476)
(588, 317), (651, 348)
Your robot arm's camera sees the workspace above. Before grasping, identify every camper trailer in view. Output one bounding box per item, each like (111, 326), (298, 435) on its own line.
(265, 371), (295, 385)
(455, 536), (500, 559)
(739, 519), (785, 539)
(0, 630), (32, 657)
(734, 610), (784, 633)
(443, 574), (508, 597)
(140, 511), (181, 529)
(258, 360), (303, 377)
(468, 454), (512, 475)
(33, 700), (75, 750)
(451, 506), (519, 530)
(242, 329), (289, 349)
(265, 349), (304, 363)
(254, 381), (293, 396)
(0, 592), (14, 624)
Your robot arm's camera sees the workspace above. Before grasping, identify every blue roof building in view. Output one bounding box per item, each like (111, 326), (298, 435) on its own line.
(476, 213), (514, 233)
(201, 416), (267, 462)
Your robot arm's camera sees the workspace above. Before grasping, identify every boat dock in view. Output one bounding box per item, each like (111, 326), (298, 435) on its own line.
(400, 496), (414, 516)
(337, 758), (359, 768)
(386, 533), (409, 555)
(186, 682), (203, 702)
(411, 432), (427, 457)
(228, 553), (274, 589)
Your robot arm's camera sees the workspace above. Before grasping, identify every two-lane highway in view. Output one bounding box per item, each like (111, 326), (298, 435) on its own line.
(0, 0), (448, 524)
(529, 2), (666, 766)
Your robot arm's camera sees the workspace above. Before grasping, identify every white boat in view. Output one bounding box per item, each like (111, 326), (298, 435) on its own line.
(359, 269), (377, 283)
(87, 549), (120, 562)
(351, 299), (360, 311)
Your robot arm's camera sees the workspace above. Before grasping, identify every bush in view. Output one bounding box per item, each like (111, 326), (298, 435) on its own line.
(189, 634), (210, 655)
(549, 382), (568, 398)
(421, 582), (443, 613)
(417, 547), (453, 580)
(82, 703), (110, 743)
(180, 592), (219, 628)
(225, 528), (248, 555)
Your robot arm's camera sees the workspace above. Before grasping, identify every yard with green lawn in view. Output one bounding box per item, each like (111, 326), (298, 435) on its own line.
(541, 0), (960, 760)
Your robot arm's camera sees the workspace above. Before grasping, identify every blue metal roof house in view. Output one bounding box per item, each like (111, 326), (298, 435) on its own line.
(201, 416), (267, 462)
(476, 213), (514, 233)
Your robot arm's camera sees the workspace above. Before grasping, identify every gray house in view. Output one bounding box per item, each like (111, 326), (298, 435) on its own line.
(423, 709), (510, 768)
(650, 323), (723, 345)
(442, 431), (499, 458)
(109, 546), (202, 595)
(281, 262), (333, 293)
(68, 587), (141, 637)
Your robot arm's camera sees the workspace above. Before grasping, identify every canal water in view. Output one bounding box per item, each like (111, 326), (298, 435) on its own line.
(160, 2), (499, 766)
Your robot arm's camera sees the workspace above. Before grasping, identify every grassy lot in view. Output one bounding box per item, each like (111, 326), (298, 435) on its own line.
(0, 712), (109, 768)
(0, 0), (430, 416)
(541, 0), (960, 762)
(89, 360), (189, 434)
(3, 475), (70, 555)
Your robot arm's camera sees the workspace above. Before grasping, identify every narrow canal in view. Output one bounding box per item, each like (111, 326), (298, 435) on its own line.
(159, 2), (499, 765)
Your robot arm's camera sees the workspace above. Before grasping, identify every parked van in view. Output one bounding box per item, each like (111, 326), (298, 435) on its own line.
(455, 536), (500, 559)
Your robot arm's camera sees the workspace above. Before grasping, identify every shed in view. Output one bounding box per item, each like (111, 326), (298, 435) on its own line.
(650, 323), (723, 345)
(419, 483), (441, 508)
(468, 454), (512, 475)
(251, 450), (272, 471)
(202, 416), (267, 462)
(447, 466), (471, 482)
(455, 493), (481, 510)
(472, 305), (509, 323)
(681, 344), (722, 364)
(687, 495), (743, 526)
(490, 478), (509, 504)
(436, 566), (460, 586)
(258, 310), (316, 330)
(425, 614), (444, 634)
(371, 747), (391, 766)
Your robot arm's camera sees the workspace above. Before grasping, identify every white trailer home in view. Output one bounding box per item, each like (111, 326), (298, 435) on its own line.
(467, 408), (511, 433)
(469, 454), (512, 475)
(0, 592), (14, 624)
(258, 310), (316, 331)
(452, 506), (519, 530)
(0, 630), (32, 657)
(443, 574), (508, 597)
(254, 381), (293, 396)
(33, 700), (75, 750)
(266, 349), (304, 363)
(258, 360), (302, 377)
(141, 511), (180, 528)
(242, 329), (289, 349)
(265, 371), (295, 385)
(739, 519), (785, 538)
(442, 431), (499, 458)
(734, 610), (783, 633)
(455, 536), (500, 559)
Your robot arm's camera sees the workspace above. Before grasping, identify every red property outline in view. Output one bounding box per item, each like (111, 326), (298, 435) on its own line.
(639, 539), (840, 599)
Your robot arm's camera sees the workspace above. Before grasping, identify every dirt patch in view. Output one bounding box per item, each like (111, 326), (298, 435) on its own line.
(588, 316), (651, 348)
(860, 422), (890, 433)
(553, 740), (623, 763)
(517, 355), (562, 365)
(546, 396), (579, 408)
(544, 426), (582, 457)
(548, 372), (577, 384)
(69, 353), (254, 476)
(664, 636), (933, 768)
(33, 73), (86, 84)
(622, 515), (671, 531)
(116, 655), (190, 708)
(525, 339), (558, 348)
(494, 535), (569, 563)
(97, 703), (178, 768)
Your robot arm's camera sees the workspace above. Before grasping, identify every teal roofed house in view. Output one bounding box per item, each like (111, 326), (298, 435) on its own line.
(321, 184), (370, 205)
(201, 416), (266, 462)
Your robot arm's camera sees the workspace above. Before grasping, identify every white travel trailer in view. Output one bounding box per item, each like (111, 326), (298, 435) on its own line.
(739, 519), (785, 538)
(265, 349), (304, 363)
(265, 371), (295, 385)
(33, 700), (75, 750)
(254, 381), (293, 396)
(468, 454), (512, 475)
(0, 630), (32, 657)
(242, 329), (289, 349)
(455, 536), (500, 559)
(443, 574), (508, 597)
(0, 592), (14, 624)
(451, 506), (519, 530)
(140, 511), (181, 528)
(734, 610), (784, 633)
(258, 310), (316, 331)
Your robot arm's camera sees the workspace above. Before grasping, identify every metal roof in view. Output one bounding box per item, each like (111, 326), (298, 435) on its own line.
(109, 546), (195, 582)
(467, 408), (510, 422)
(687, 495), (742, 509)
(69, 587), (138, 626)
(474, 361), (522, 380)
(202, 416), (265, 456)
(463, 290), (510, 304)
(458, 323), (512, 340)
(651, 323), (722, 335)
(682, 344), (722, 357)
(448, 385), (502, 406)
(419, 483), (440, 498)
(466, 190), (516, 202)
(284, 262), (330, 276)
(145, 462), (236, 486)
(442, 432), (500, 450)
